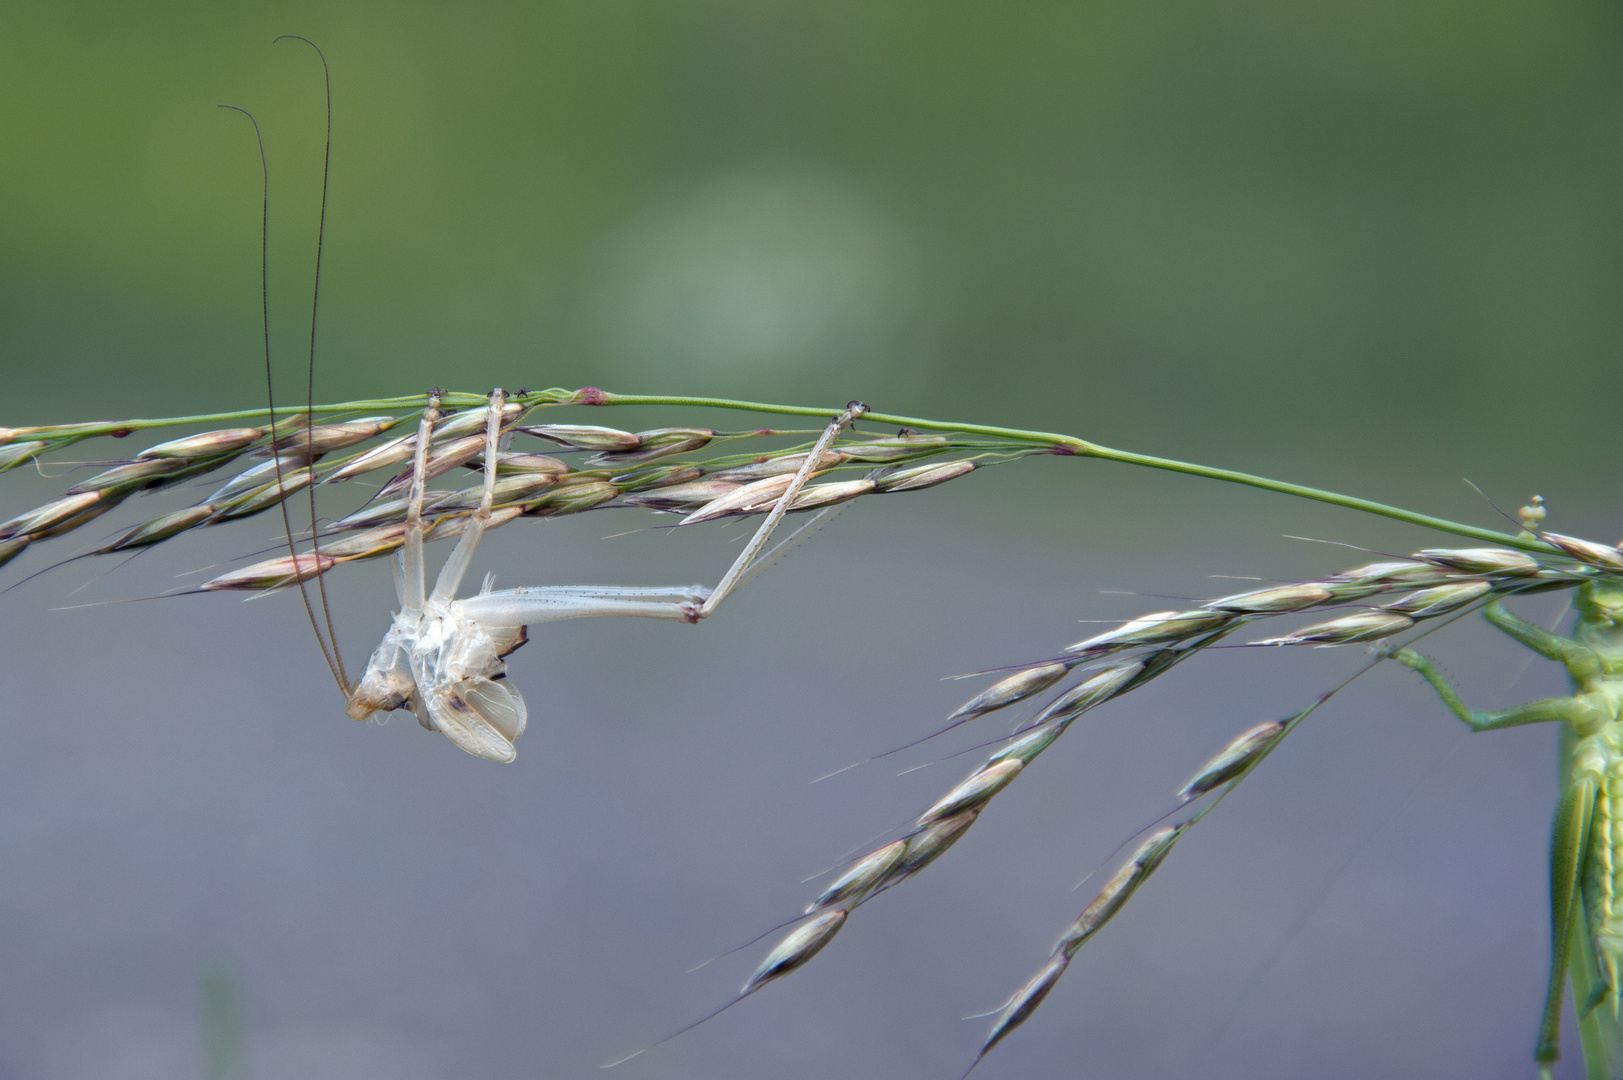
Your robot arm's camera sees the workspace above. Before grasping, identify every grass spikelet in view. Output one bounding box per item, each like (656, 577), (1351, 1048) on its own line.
(200, 552), (336, 592)
(742, 910), (848, 995)
(1249, 610), (1415, 647)
(1176, 720), (1288, 803)
(947, 662), (1070, 722)
(516, 423), (641, 451)
(806, 841), (907, 914)
(1063, 609), (1231, 653)
(918, 758), (1024, 825)
(874, 459), (976, 492)
(136, 427), (264, 459)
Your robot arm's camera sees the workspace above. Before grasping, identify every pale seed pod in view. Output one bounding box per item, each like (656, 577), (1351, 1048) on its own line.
(586, 427), (714, 466)
(1031, 661), (1144, 723)
(1177, 720), (1287, 803)
(680, 474), (798, 525)
(65, 456), (192, 495)
(839, 435), (950, 462)
(1249, 610), (1415, 647)
(418, 506), (524, 545)
(0, 440), (47, 472)
(621, 478), (742, 512)
(978, 955), (1070, 1061)
(324, 433), (416, 482)
(0, 535), (29, 568)
(332, 493), (450, 531)
(879, 808), (981, 889)
(610, 465), (704, 492)
(1540, 533), (1623, 572)
(1207, 584), (1333, 613)
(948, 662), (1070, 722)
(874, 459), (977, 492)
(741, 911), (848, 996)
(1417, 547), (1541, 576)
(709, 449), (847, 482)
(30, 493), (126, 540)
(1379, 580), (1492, 617)
(484, 451), (570, 475)
(1064, 609), (1230, 653)
(137, 427), (264, 459)
(918, 758), (1024, 825)
(319, 523), (409, 560)
(432, 402), (523, 441)
(1323, 560), (1463, 590)
(210, 468), (316, 521)
(807, 841), (907, 914)
(992, 723), (1065, 767)
(781, 478), (876, 512)
(0, 490), (106, 539)
(205, 456), (300, 504)
(516, 423), (641, 451)
(97, 505), (216, 552)
(268, 416), (399, 455)
(375, 435), (488, 499)
(524, 481), (620, 517)
(1057, 824), (1188, 958)
(432, 473), (558, 512)
(200, 551), (336, 591)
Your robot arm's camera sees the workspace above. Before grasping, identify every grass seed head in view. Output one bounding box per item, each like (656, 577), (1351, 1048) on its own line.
(1207, 584), (1333, 613)
(679, 474), (798, 525)
(807, 841), (908, 914)
(267, 416), (400, 455)
(881, 808), (982, 888)
(1539, 533), (1623, 572)
(609, 464), (704, 492)
(783, 478), (876, 512)
(1032, 661), (1144, 723)
(136, 427), (264, 459)
(209, 468), (316, 521)
(0, 490), (107, 539)
(742, 911), (848, 995)
(200, 551), (336, 591)
(709, 449), (847, 482)
(918, 758), (1024, 826)
(874, 459), (977, 492)
(949, 663), (1070, 722)
(1064, 610), (1230, 653)
(1417, 547), (1541, 576)
(376, 436), (487, 499)
(839, 434), (950, 462)
(0, 535), (29, 569)
(65, 457), (194, 496)
(432, 403), (523, 440)
(524, 481), (620, 516)
(978, 955), (1069, 1060)
(1058, 824), (1188, 958)
(319, 523), (409, 561)
(484, 451), (570, 475)
(1250, 610), (1415, 646)
(585, 427), (714, 466)
(516, 423), (641, 451)
(621, 478), (742, 511)
(98, 505), (216, 552)
(993, 723), (1065, 766)
(1378, 580), (1492, 617)
(0, 441), (47, 473)
(324, 434), (416, 482)
(432, 474), (558, 511)
(1177, 720), (1288, 803)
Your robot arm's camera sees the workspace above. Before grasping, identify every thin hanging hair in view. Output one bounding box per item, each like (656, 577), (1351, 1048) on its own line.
(218, 89), (346, 694)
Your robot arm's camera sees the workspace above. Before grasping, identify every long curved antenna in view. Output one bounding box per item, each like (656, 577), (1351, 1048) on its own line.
(217, 101), (348, 695)
(274, 34), (349, 691)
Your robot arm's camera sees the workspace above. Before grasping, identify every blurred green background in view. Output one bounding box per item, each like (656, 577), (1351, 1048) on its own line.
(6, 4), (1623, 1079)
(7, 1), (1623, 490)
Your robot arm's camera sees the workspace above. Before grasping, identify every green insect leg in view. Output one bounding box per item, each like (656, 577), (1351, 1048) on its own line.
(1393, 648), (1582, 732)
(1539, 771), (1597, 1073)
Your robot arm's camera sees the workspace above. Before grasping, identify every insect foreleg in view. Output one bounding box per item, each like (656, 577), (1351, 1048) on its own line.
(1394, 647), (1582, 731)
(1483, 600), (1594, 664)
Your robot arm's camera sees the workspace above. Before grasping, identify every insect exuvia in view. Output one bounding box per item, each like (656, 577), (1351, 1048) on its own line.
(6, 33), (1622, 1080)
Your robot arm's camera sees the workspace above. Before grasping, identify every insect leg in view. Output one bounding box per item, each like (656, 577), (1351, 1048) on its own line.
(1393, 648), (1583, 731)
(1483, 601), (1594, 664)
(430, 388), (506, 602)
(1538, 770), (1597, 1073)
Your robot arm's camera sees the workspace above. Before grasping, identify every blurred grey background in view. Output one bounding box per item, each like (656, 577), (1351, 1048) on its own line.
(5, 3), (1623, 1078)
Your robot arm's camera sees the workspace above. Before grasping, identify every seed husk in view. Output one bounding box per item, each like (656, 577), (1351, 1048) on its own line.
(524, 481), (620, 516)
(1057, 824), (1188, 958)
(807, 841), (907, 914)
(839, 435), (950, 462)
(1250, 610), (1415, 647)
(978, 955), (1069, 1060)
(879, 808), (982, 889)
(324, 434), (416, 482)
(1379, 580), (1491, 617)
(0, 440), (47, 473)
(137, 427), (264, 459)
(918, 758), (1024, 825)
(65, 456), (193, 495)
(742, 911), (848, 995)
(874, 459), (977, 492)
(98, 505), (216, 552)
(210, 468), (316, 521)
(586, 427), (714, 466)
(375, 435), (488, 499)
(1207, 584), (1333, 613)
(1177, 720), (1287, 803)
(781, 478), (876, 512)
(267, 416), (399, 455)
(432, 473), (558, 511)
(948, 663), (1070, 722)
(680, 474), (798, 525)
(432, 402), (523, 440)
(516, 423), (641, 451)
(1064, 609), (1230, 653)
(610, 465), (704, 492)
(993, 723), (1065, 766)
(0, 535), (29, 568)
(1031, 661), (1144, 723)
(483, 451), (570, 475)
(200, 551), (336, 591)
(1417, 547), (1541, 577)
(332, 493), (451, 531)
(0, 490), (106, 539)
(1540, 533), (1623, 572)
(621, 478), (742, 511)
(319, 523), (409, 560)
(709, 450), (847, 482)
